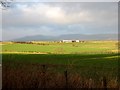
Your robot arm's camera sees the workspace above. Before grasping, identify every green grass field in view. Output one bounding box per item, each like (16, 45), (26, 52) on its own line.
(3, 53), (118, 71)
(1, 41), (119, 88)
(2, 53), (119, 88)
(2, 41), (118, 54)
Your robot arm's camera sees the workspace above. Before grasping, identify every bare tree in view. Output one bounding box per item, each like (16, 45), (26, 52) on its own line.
(0, 0), (13, 9)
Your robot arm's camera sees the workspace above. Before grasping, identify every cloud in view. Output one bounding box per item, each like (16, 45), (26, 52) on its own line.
(3, 3), (95, 25)
(2, 2), (118, 40)
(14, 0), (119, 2)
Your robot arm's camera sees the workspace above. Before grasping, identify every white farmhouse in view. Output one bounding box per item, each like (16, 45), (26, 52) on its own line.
(60, 40), (80, 43)
(62, 40), (72, 43)
(76, 40), (79, 42)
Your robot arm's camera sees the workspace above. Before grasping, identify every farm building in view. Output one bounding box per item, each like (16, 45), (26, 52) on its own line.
(60, 40), (80, 43)
(76, 40), (79, 42)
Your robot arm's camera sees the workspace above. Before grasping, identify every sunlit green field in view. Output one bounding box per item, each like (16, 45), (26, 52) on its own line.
(2, 41), (118, 54)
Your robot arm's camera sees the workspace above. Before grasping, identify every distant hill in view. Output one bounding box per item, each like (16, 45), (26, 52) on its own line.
(13, 34), (118, 41)
(14, 35), (56, 41)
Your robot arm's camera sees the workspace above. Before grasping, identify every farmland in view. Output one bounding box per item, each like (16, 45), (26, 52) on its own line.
(2, 41), (119, 54)
(1, 41), (120, 88)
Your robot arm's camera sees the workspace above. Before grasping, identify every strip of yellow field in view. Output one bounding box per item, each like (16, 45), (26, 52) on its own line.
(1, 50), (119, 55)
(111, 50), (120, 53)
(1, 51), (48, 54)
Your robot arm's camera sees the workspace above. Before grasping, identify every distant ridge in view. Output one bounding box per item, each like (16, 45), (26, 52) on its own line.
(13, 34), (118, 41)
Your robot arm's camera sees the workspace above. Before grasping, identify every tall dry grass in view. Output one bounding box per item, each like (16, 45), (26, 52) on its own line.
(2, 62), (119, 89)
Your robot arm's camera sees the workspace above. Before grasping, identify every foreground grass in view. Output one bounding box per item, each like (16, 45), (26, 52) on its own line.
(2, 53), (119, 88)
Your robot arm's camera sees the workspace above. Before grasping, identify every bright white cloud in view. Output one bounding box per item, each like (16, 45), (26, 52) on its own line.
(3, 3), (95, 25)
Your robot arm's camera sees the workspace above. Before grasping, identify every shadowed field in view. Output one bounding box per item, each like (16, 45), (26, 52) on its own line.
(2, 53), (119, 88)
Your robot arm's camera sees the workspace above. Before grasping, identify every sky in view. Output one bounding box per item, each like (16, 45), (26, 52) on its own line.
(1, 2), (118, 41)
